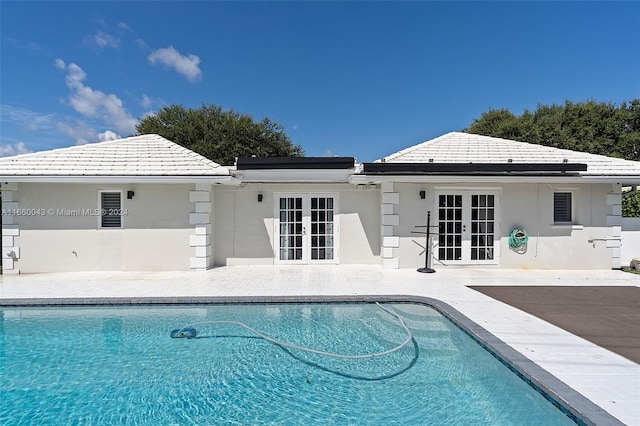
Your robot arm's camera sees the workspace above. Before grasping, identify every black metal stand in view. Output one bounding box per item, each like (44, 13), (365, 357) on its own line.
(412, 211), (436, 273)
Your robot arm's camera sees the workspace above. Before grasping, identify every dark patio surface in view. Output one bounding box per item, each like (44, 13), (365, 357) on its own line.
(469, 286), (640, 364)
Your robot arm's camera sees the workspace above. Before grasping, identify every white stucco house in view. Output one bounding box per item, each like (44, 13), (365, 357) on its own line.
(0, 134), (238, 273)
(2, 132), (640, 274)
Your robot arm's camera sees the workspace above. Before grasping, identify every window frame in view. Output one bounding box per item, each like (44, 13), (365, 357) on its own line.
(98, 190), (124, 229)
(553, 190), (576, 225)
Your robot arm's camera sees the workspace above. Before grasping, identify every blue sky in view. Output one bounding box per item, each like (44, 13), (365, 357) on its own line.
(1, 1), (639, 163)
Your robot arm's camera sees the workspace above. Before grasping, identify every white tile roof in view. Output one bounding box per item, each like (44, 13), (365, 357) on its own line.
(381, 132), (640, 176)
(0, 134), (230, 177)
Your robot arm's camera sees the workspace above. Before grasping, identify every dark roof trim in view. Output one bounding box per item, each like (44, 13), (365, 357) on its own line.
(360, 162), (588, 175)
(237, 157), (355, 170)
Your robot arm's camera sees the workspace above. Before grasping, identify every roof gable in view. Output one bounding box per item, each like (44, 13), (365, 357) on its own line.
(0, 134), (230, 178)
(379, 132), (640, 176)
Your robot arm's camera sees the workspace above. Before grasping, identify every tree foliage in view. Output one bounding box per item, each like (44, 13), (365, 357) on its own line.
(136, 104), (304, 165)
(623, 190), (640, 218)
(464, 99), (640, 161)
(464, 99), (640, 216)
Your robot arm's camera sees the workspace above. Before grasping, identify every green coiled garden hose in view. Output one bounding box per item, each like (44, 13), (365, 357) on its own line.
(508, 229), (528, 249)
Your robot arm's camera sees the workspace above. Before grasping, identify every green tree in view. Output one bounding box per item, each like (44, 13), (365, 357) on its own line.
(623, 190), (640, 218)
(136, 104), (304, 165)
(464, 99), (640, 161)
(461, 109), (522, 140)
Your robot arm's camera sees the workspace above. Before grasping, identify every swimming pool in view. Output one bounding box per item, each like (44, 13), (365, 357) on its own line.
(1, 302), (578, 425)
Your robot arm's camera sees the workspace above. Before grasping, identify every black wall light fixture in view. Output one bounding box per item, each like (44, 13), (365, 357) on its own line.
(127, 191), (135, 199)
(419, 190), (426, 199)
(258, 193), (263, 202)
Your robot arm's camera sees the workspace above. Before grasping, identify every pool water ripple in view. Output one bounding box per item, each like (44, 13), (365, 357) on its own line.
(0, 303), (577, 425)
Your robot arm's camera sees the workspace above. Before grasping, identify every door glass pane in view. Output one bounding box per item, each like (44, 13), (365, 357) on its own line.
(279, 197), (303, 260)
(310, 196), (334, 260)
(470, 194), (495, 261)
(437, 194), (463, 261)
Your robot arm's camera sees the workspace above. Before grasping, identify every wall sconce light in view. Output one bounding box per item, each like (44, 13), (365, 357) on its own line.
(127, 191), (135, 199)
(258, 193), (263, 202)
(419, 190), (426, 199)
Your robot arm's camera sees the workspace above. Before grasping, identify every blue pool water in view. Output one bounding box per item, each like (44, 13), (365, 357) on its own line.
(0, 303), (576, 425)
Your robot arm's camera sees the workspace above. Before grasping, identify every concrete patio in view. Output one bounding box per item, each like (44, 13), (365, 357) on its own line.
(1, 266), (639, 425)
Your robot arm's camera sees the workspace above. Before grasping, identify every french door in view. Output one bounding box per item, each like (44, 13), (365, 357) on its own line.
(435, 191), (500, 264)
(275, 194), (338, 264)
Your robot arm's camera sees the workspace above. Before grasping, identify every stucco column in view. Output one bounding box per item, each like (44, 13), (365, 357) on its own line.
(189, 183), (212, 270)
(607, 183), (622, 269)
(380, 182), (399, 269)
(1, 182), (20, 274)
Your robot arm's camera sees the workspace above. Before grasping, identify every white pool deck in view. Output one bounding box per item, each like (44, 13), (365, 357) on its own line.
(1, 266), (638, 425)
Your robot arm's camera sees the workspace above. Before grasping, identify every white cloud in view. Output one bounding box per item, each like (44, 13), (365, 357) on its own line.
(140, 94), (152, 108)
(148, 46), (202, 82)
(89, 31), (120, 50)
(117, 22), (131, 31)
(136, 38), (148, 50)
(0, 104), (55, 132)
(6, 38), (43, 51)
(0, 141), (32, 157)
(54, 58), (66, 70)
(56, 120), (97, 145)
(98, 130), (120, 141)
(57, 61), (137, 136)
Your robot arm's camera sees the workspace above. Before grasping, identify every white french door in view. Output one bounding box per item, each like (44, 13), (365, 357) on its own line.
(435, 191), (500, 264)
(275, 194), (338, 264)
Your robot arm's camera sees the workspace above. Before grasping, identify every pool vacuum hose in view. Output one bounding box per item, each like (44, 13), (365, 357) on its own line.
(170, 303), (413, 359)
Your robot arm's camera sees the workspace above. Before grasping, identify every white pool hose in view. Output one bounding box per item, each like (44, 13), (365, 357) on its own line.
(173, 303), (413, 359)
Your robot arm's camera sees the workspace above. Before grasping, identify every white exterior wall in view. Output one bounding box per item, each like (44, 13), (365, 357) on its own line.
(621, 217), (640, 268)
(339, 185), (381, 263)
(500, 183), (612, 269)
(212, 183), (380, 266)
(393, 182), (616, 270)
(5, 183), (194, 272)
(3, 179), (624, 272)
